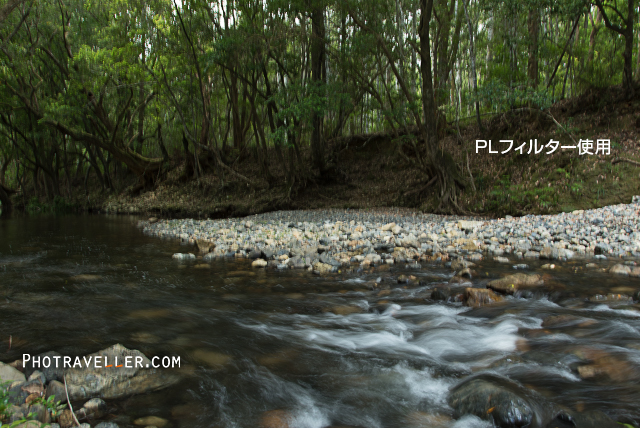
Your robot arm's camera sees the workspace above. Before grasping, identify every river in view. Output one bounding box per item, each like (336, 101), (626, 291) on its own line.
(1, 215), (639, 428)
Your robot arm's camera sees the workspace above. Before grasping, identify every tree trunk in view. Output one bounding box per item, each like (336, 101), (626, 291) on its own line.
(462, 0), (483, 131)
(588, 9), (602, 66)
(0, 183), (13, 216)
(527, 7), (540, 87)
(594, 0), (635, 97)
(310, 2), (326, 172)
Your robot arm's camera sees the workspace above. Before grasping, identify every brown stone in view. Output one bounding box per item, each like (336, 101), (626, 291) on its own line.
(573, 347), (639, 382)
(464, 288), (504, 307)
(487, 273), (543, 295)
(259, 409), (292, 428)
(58, 409), (74, 428)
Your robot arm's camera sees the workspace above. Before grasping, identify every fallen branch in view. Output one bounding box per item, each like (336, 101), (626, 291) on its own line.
(63, 373), (82, 427)
(612, 157), (640, 167)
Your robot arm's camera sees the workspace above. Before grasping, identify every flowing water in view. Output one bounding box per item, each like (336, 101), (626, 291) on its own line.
(1, 215), (640, 427)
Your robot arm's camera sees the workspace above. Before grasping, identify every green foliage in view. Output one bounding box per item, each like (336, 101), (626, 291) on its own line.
(31, 396), (66, 420)
(478, 79), (553, 112)
(485, 174), (558, 214)
(1, 380), (36, 428)
(26, 197), (76, 214)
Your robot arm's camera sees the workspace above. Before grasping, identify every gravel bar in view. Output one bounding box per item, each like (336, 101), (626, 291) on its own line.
(139, 197), (640, 274)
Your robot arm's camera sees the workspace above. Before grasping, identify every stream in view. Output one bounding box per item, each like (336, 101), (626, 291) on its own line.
(1, 215), (639, 428)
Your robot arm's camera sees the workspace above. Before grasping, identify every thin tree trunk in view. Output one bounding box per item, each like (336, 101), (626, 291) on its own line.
(462, 0), (483, 131)
(310, 2), (326, 172)
(527, 7), (540, 87)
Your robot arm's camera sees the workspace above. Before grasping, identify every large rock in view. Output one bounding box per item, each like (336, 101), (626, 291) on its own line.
(65, 344), (181, 401)
(448, 374), (566, 428)
(0, 361), (26, 383)
(487, 273), (543, 295)
(464, 288), (504, 308)
(45, 380), (67, 404)
(23, 351), (64, 382)
(609, 264), (631, 275)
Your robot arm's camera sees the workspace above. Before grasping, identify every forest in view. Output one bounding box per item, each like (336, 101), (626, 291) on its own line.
(0, 0), (638, 217)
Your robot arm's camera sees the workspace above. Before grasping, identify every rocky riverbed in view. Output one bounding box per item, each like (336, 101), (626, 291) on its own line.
(1, 345), (180, 428)
(140, 198), (640, 277)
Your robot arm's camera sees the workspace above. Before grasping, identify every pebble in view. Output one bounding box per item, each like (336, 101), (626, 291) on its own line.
(139, 200), (640, 270)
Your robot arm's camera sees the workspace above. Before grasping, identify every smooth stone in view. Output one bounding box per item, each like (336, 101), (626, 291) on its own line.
(610, 264), (631, 275)
(251, 259), (268, 268)
(0, 361), (26, 383)
(259, 409), (293, 428)
(133, 416), (170, 428)
(487, 273), (543, 295)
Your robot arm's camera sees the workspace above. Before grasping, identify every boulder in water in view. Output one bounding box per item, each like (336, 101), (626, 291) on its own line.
(487, 273), (543, 295)
(65, 344), (181, 400)
(464, 288), (504, 307)
(448, 374), (564, 428)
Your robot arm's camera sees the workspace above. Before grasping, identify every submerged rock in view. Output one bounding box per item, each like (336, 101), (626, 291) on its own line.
(133, 416), (170, 428)
(259, 409), (293, 428)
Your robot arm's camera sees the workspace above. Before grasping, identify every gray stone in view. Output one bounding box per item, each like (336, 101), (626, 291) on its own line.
(95, 423), (120, 428)
(45, 380), (67, 403)
(28, 370), (45, 385)
(0, 361), (26, 384)
(451, 258), (475, 270)
(610, 264), (631, 275)
(247, 249), (262, 259)
(76, 397), (107, 419)
(288, 256), (306, 269)
(65, 344), (181, 401)
(319, 254), (341, 267)
(171, 253), (195, 260)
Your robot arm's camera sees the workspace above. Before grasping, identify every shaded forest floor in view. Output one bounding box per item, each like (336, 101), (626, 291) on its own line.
(13, 84), (640, 219)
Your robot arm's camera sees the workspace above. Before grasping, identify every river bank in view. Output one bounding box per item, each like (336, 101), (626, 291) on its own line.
(140, 198), (640, 274)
